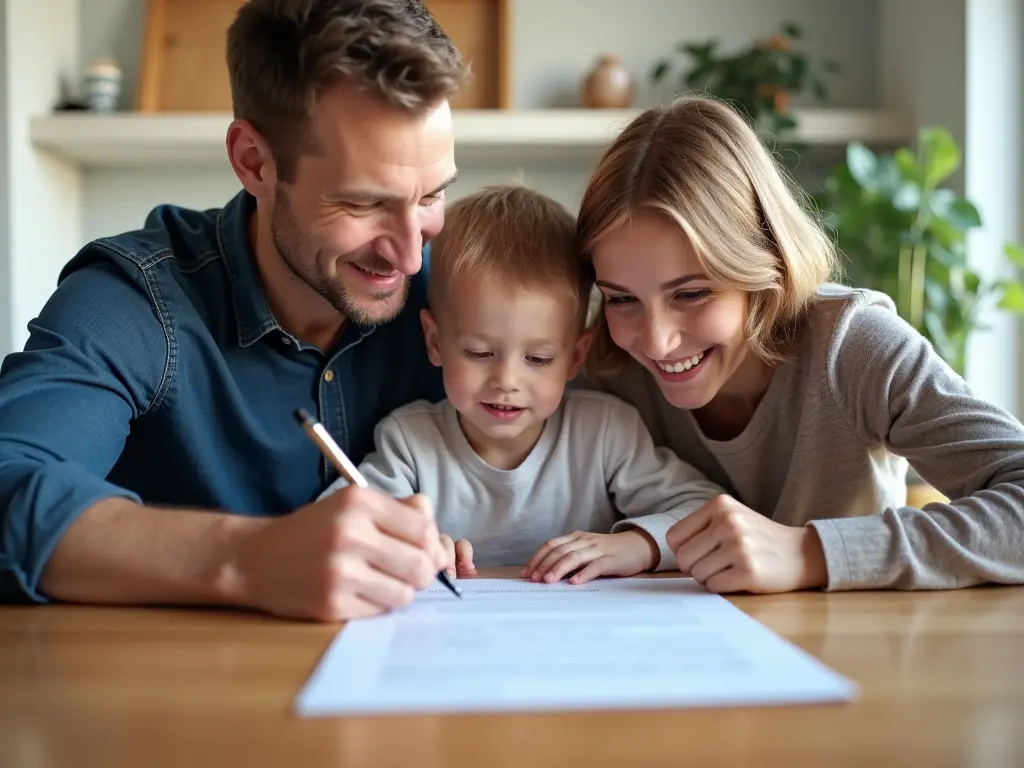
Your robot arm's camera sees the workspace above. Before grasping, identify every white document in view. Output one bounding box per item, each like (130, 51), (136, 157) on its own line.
(295, 578), (857, 716)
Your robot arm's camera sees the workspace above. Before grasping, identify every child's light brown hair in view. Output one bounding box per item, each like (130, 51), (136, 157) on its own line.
(428, 184), (590, 328)
(577, 95), (840, 377)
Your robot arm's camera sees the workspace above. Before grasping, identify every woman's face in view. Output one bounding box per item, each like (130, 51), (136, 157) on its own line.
(591, 210), (754, 410)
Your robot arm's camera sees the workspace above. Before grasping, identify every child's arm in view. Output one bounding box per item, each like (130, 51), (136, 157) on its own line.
(316, 414), (419, 501)
(601, 399), (726, 569)
(523, 396), (725, 584)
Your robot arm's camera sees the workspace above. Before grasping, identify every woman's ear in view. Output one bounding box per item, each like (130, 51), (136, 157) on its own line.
(420, 309), (443, 367)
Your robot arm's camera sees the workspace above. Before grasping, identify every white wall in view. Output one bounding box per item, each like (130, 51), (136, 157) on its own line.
(0, 0), (10, 357)
(81, 165), (594, 242)
(78, 0), (881, 238)
(964, 0), (1023, 414)
(0, 0), (81, 358)
(512, 0), (879, 109)
(82, 0), (881, 113)
(880, 0), (967, 192)
(880, 0), (1024, 417)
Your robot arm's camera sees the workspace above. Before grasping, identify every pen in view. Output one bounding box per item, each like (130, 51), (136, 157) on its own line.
(293, 408), (463, 600)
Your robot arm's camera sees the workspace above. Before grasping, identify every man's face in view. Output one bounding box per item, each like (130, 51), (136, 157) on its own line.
(270, 84), (457, 325)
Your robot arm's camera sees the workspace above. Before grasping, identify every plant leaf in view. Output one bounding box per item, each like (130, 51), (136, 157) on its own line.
(924, 278), (949, 312)
(892, 182), (921, 212)
(874, 157), (904, 197)
(773, 115), (798, 132)
(998, 281), (1024, 314)
(919, 126), (960, 187)
(928, 244), (967, 268)
(946, 198), (983, 230)
(822, 58), (842, 73)
(846, 143), (880, 190)
(649, 60), (670, 82)
(964, 269), (982, 295)
(681, 41), (717, 58)
(1005, 242), (1024, 268)
(923, 311), (951, 357)
(894, 148), (922, 184)
(782, 21), (802, 38)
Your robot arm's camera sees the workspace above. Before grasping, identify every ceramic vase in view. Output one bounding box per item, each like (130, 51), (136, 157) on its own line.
(580, 54), (635, 109)
(84, 58), (122, 112)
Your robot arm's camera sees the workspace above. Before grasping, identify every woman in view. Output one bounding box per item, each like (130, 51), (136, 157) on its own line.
(544, 96), (1024, 593)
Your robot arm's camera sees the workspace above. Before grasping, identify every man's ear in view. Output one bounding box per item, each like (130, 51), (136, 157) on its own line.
(420, 309), (443, 367)
(226, 118), (277, 200)
(567, 327), (594, 380)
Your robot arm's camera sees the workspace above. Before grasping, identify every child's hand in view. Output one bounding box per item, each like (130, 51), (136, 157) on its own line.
(666, 495), (827, 593)
(521, 530), (659, 585)
(439, 534), (477, 578)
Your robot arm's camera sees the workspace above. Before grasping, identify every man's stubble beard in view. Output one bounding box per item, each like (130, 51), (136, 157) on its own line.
(270, 188), (409, 326)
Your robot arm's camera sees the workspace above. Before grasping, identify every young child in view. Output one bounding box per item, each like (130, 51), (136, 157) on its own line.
(319, 184), (724, 584)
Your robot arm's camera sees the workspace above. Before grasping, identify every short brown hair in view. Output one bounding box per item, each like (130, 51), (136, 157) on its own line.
(577, 95), (839, 377)
(226, 0), (465, 182)
(429, 184), (589, 328)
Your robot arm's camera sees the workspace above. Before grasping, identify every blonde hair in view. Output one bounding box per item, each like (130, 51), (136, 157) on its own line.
(577, 95), (839, 377)
(429, 184), (590, 327)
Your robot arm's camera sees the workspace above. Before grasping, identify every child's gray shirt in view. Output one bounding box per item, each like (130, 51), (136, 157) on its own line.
(319, 390), (725, 568)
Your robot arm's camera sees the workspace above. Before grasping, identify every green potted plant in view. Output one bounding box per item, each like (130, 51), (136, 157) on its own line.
(816, 125), (1024, 377)
(649, 21), (841, 144)
(816, 126), (1024, 506)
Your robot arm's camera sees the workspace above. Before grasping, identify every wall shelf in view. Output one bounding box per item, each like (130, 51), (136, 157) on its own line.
(29, 108), (916, 169)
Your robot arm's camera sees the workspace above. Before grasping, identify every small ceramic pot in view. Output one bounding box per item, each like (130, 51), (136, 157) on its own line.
(580, 54), (635, 109)
(83, 58), (123, 112)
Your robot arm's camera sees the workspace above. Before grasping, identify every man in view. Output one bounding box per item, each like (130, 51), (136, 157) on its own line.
(0, 0), (463, 620)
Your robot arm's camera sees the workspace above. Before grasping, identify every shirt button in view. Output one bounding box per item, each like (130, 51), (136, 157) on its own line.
(280, 335), (292, 345)
(323, 370), (335, 382)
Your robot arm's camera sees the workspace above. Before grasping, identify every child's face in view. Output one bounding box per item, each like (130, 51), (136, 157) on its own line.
(591, 209), (757, 410)
(421, 278), (590, 449)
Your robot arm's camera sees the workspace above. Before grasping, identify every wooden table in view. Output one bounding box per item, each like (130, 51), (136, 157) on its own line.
(2, 570), (1023, 768)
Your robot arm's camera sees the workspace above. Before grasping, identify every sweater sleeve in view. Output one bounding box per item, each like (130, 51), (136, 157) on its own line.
(317, 413), (419, 501)
(810, 301), (1024, 590)
(602, 397), (726, 569)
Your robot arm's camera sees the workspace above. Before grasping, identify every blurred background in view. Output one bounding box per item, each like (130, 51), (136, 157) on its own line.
(0, 0), (1021, 427)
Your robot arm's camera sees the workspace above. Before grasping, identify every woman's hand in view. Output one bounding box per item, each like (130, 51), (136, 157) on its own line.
(666, 495), (827, 593)
(439, 534), (477, 578)
(521, 530), (660, 585)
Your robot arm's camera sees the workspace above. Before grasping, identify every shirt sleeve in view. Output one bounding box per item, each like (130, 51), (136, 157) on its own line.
(317, 412), (419, 501)
(603, 398), (726, 570)
(0, 255), (170, 603)
(811, 301), (1024, 591)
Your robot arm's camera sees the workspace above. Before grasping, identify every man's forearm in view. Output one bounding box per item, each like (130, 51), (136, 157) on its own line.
(39, 497), (267, 607)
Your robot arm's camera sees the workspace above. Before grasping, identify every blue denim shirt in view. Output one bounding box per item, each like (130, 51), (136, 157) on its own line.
(0, 190), (444, 603)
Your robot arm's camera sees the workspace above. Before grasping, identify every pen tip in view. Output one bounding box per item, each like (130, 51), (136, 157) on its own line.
(294, 408), (312, 425)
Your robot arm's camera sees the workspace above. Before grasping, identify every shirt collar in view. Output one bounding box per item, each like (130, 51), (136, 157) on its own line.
(215, 190), (282, 348)
(215, 189), (392, 353)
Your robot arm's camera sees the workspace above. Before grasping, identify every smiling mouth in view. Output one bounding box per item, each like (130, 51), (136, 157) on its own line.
(655, 349), (709, 373)
(351, 262), (398, 278)
(482, 403), (525, 419)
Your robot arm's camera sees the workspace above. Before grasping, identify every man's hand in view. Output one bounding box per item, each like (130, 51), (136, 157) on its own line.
(521, 530), (660, 585)
(230, 486), (447, 621)
(666, 495), (827, 594)
(439, 534), (477, 578)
